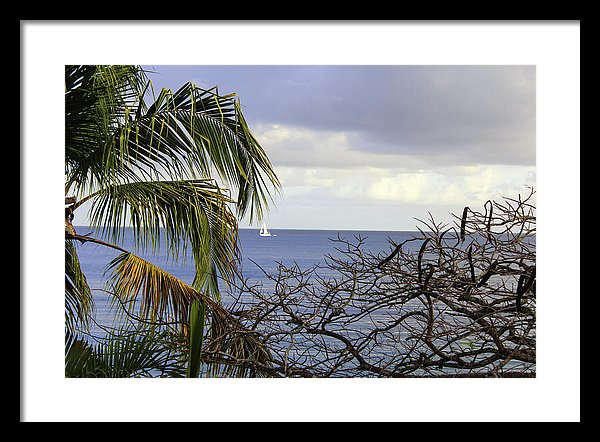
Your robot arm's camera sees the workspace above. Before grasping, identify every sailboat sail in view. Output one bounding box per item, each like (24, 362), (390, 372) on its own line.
(259, 222), (271, 236)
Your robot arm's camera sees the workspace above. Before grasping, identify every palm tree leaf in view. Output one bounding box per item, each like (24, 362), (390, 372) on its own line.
(117, 81), (281, 223)
(65, 330), (98, 377)
(65, 324), (187, 378)
(105, 252), (273, 376)
(92, 323), (186, 378)
(88, 179), (239, 297)
(67, 67), (280, 224)
(65, 65), (149, 196)
(105, 251), (227, 328)
(65, 239), (94, 331)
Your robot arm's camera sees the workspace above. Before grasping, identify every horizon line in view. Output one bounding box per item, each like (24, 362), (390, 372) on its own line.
(73, 224), (424, 233)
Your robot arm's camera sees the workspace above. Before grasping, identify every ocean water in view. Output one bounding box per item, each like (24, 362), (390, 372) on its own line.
(74, 226), (417, 328)
(71, 226), (535, 376)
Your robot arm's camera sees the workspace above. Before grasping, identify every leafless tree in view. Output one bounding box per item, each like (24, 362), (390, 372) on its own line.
(204, 188), (536, 378)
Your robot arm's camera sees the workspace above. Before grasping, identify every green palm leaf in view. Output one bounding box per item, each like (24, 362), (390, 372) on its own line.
(65, 65), (148, 195)
(88, 179), (238, 297)
(65, 324), (186, 378)
(65, 239), (94, 331)
(128, 82), (280, 222)
(67, 67), (280, 224)
(65, 331), (98, 377)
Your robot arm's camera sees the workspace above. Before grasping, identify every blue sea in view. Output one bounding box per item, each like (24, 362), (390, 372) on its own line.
(72, 226), (534, 376)
(74, 226), (419, 330)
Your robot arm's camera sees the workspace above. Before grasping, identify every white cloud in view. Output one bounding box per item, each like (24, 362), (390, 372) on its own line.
(368, 173), (430, 203)
(366, 166), (534, 206)
(271, 163), (535, 215)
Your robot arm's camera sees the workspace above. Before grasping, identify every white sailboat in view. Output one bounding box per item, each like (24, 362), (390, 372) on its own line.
(259, 221), (272, 237)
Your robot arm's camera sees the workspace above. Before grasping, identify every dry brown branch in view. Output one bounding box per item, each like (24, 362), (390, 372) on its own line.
(211, 189), (536, 378)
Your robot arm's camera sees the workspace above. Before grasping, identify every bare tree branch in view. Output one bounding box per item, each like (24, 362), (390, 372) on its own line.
(213, 190), (536, 378)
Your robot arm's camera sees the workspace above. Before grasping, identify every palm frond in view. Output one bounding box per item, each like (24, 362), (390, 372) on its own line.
(66, 67), (280, 223)
(65, 65), (149, 195)
(65, 324), (186, 378)
(105, 252), (273, 376)
(106, 251), (201, 328)
(65, 331), (98, 377)
(88, 179), (239, 297)
(65, 239), (94, 331)
(113, 82), (280, 221)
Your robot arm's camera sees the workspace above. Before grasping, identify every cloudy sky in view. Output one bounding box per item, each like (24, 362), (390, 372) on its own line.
(142, 64), (535, 231)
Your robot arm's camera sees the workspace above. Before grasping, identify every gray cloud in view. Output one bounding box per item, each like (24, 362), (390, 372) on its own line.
(144, 65), (536, 167)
